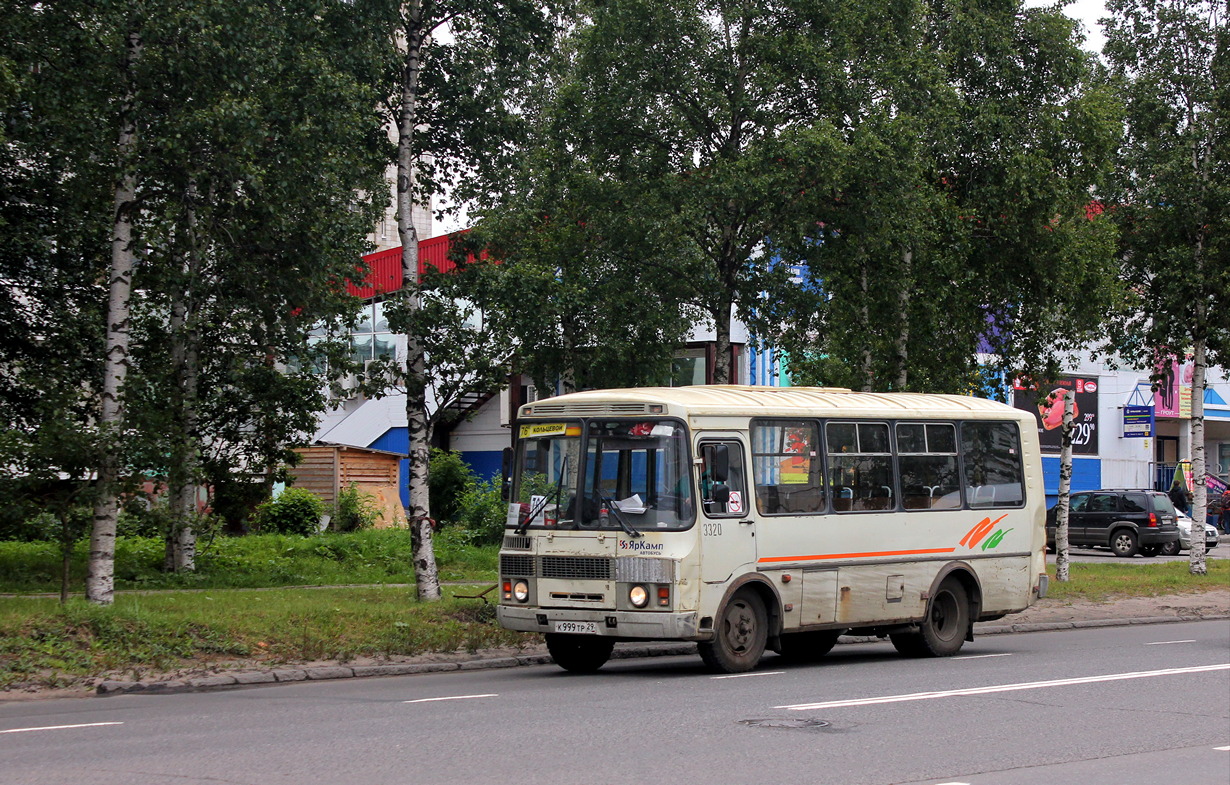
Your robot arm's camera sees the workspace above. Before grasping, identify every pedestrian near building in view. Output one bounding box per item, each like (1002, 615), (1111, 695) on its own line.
(1168, 477), (1192, 518)
(1220, 487), (1230, 535)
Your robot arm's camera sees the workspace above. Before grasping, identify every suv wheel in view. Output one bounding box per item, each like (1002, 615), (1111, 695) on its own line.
(1110, 529), (1139, 558)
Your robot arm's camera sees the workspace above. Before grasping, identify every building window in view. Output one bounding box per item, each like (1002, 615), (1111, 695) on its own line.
(669, 348), (707, 386)
(350, 300), (398, 363)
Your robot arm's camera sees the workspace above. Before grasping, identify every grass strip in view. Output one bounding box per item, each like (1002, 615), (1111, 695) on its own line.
(1045, 559), (1229, 602)
(0, 585), (527, 691)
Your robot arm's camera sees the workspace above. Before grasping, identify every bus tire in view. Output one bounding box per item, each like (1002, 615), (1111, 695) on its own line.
(699, 589), (768, 673)
(890, 579), (969, 658)
(776, 629), (843, 663)
(545, 634), (615, 673)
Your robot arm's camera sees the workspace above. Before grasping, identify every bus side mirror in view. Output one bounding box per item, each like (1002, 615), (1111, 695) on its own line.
(709, 444), (730, 483)
(711, 483), (731, 505)
(501, 447), (513, 501)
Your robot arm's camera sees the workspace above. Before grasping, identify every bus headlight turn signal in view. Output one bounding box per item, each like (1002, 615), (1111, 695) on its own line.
(513, 580), (530, 603)
(629, 585), (649, 608)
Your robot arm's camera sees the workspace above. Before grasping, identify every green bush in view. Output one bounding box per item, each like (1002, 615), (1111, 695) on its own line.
(251, 487), (326, 536)
(428, 448), (471, 524)
(455, 479), (507, 545)
(332, 484), (382, 532)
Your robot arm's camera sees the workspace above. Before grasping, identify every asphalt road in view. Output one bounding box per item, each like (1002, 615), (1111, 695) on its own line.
(1050, 534), (1230, 563)
(2, 621), (1227, 785)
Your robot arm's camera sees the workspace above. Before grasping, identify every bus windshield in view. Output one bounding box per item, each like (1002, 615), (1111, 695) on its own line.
(510, 419), (694, 532)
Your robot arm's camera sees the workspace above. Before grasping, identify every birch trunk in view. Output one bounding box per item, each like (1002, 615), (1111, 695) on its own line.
(397, 3), (441, 601)
(171, 330), (200, 573)
(1188, 336), (1207, 575)
(859, 261), (873, 391)
(711, 298), (733, 384)
(1055, 391), (1075, 582)
(87, 30), (141, 606)
(893, 249), (911, 390)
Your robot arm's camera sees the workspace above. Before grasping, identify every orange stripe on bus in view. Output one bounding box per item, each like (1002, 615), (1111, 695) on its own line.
(757, 548), (957, 564)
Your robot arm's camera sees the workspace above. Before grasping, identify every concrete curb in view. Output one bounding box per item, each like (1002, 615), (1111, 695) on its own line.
(93, 611), (1230, 697)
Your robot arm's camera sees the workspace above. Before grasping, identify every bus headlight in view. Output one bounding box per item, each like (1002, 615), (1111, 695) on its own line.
(629, 585), (649, 608)
(513, 580), (530, 603)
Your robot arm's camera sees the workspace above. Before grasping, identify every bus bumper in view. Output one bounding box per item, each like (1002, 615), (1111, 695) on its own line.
(498, 605), (701, 640)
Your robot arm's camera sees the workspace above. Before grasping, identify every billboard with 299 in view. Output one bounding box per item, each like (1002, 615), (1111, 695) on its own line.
(1012, 376), (1099, 455)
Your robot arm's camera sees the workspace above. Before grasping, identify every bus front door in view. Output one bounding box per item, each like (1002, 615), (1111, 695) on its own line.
(697, 439), (756, 584)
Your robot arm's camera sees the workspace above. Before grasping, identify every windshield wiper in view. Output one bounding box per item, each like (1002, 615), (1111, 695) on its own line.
(514, 455), (568, 536)
(601, 495), (643, 538)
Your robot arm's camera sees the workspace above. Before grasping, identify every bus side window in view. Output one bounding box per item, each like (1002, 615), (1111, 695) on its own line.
(960, 422), (1025, 509)
(750, 420), (825, 515)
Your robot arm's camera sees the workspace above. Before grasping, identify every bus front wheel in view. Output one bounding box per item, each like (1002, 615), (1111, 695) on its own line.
(545, 634), (615, 673)
(890, 579), (969, 658)
(699, 589), (768, 673)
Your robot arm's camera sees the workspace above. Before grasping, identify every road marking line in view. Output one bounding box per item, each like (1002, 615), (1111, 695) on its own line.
(1144, 639), (1197, 645)
(712, 671), (785, 680)
(403, 693), (498, 704)
(776, 663), (1230, 711)
(1215, 746), (1230, 751)
(1, 722), (124, 734)
(933, 782), (971, 785)
(953, 653), (1013, 660)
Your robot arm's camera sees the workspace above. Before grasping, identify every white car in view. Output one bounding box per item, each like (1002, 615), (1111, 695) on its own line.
(1163, 513), (1221, 555)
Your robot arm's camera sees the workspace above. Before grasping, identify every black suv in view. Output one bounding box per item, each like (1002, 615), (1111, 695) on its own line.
(1046, 489), (1181, 557)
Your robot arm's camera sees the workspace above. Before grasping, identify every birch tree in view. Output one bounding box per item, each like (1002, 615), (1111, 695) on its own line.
(1104, 0), (1228, 576)
(1055, 391), (1075, 582)
(381, 0), (562, 600)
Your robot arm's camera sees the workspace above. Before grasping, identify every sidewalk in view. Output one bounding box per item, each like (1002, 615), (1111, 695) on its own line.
(79, 588), (1230, 700)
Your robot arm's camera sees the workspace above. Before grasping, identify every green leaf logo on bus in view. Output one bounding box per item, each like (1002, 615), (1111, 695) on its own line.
(960, 514), (1013, 551)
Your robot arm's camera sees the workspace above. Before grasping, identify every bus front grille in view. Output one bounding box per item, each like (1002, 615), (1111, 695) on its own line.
(540, 556), (613, 580)
(500, 555), (535, 577)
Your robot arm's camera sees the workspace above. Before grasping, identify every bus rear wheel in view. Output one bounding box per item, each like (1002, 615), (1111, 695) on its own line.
(545, 634), (615, 673)
(699, 589), (768, 673)
(890, 579), (969, 658)
(775, 630), (843, 663)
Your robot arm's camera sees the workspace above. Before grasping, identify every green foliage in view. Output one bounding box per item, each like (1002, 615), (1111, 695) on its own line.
(426, 450), (507, 545)
(428, 448), (473, 524)
(1103, 0), (1228, 368)
(0, 529), (497, 594)
(453, 479), (508, 546)
(331, 484), (382, 532)
(251, 488), (326, 537)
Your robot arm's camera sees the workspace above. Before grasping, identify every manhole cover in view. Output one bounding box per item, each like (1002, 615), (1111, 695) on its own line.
(739, 718), (831, 730)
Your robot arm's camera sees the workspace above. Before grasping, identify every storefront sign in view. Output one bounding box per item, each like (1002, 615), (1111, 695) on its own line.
(1012, 375), (1099, 455)
(1122, 405), (1154, 438)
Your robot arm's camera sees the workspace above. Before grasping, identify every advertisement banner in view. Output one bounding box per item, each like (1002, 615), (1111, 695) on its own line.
(1153, 358), (1193, 418)
(1013, 375), (1099, 455)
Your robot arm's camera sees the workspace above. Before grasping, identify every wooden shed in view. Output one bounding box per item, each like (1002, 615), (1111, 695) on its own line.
(292, 443), (406, 529)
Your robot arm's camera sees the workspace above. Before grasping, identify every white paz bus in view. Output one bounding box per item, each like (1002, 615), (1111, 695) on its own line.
(496, 386), (1048, 673)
